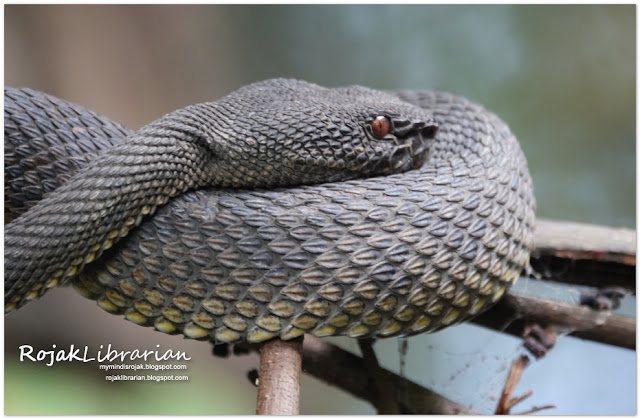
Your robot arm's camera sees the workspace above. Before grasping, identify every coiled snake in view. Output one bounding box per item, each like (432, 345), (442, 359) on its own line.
(5, 79), (535, 343)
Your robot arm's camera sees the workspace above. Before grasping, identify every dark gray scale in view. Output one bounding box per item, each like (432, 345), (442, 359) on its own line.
(4, 87), (130, 221)
(4, 79), (536, 345)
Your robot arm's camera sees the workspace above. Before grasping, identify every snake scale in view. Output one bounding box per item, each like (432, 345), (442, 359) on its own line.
(5, 79), (535, 344)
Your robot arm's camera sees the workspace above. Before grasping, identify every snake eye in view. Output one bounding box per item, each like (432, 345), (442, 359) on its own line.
(371, 116), (390, 138)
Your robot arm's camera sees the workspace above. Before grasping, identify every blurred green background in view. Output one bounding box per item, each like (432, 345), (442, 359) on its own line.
(4, 4), (635, 415)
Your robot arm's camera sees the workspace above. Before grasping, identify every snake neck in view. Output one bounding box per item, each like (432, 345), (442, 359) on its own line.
(4, 130), (212, 312)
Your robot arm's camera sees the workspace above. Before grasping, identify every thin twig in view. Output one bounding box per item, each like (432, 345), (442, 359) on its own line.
(495, 355), (530, 414)
(506, 390), (534, 410)
(256, 337), (303, 415)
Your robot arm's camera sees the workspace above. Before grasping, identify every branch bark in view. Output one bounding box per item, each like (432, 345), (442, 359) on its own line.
(471, 292), (635, 350)
(534, 219), (636, 263)
(256, 337), (303, 415)
(531, 219), (636, 290)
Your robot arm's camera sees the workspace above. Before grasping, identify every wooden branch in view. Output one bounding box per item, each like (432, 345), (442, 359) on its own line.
(357, 339), (401, 414)
(301, 335), (477, 414)
(471, 292), (635, 350)
(531, 219), (636, 290)
(256, 337), (303, 415)
(534, 219), (636, 264)
(570, 314), (636, 347)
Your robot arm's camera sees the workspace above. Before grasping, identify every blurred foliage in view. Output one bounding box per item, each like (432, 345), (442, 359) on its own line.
(4, 4), (635, 415)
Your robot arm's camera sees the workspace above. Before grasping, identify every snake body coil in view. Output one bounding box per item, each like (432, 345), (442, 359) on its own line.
(5, 79), (535, 343)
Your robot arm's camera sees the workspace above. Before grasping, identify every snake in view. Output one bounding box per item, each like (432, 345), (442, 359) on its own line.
(5, 79), (536, 343)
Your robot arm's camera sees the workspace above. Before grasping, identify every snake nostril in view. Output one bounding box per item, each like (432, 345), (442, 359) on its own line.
(421, 124), (438, 139)
(391, 118), (411, 129)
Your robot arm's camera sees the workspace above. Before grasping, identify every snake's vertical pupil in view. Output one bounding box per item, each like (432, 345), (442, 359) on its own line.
(371, 116), (390, 138)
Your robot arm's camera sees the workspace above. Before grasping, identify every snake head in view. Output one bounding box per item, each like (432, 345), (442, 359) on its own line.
(197, 79), (439, 188)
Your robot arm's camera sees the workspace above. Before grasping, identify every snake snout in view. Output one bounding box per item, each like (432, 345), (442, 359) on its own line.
(388, 119), (437, 172)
